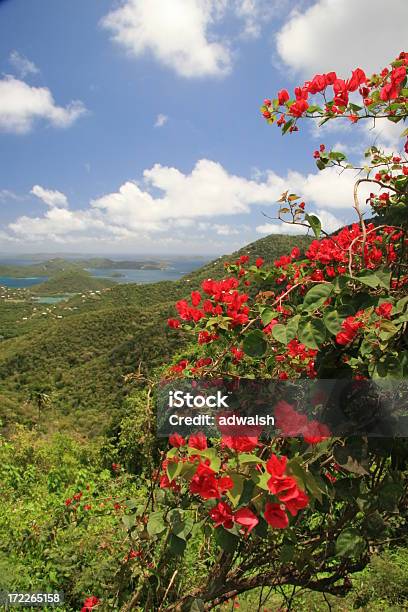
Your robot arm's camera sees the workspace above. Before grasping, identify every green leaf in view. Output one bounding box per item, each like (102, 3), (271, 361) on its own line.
(122, 513), (137, 530)
(335, 529), (366, 558)
(329, 151), (347, 162)
(167, 460), (182, 482)
(226, 473), (245, 507)
(147, 511), (166, 537)
(302, 283), (333, 312)
(282, 119), (294, 135)
(214, 526), (239, 552)
(280, 543), (295, 563)
(298, 319), (326, 349)
(260, 308), (278, 326)
(333, 444), (369, 475)
(305, 213), (322, 237)
(356, 270), (390, 290)
(272, 315), (300, 344)
(243, 330), (267, 358)
(192, 447), (221, 472)
(168, 509), (194, 541)
(251, 470), (269, 491)
(238, 453), (263, 464)
(168, 533), (186, 556)
(395, 296), (408, 313)
(323, 307), (352, 335)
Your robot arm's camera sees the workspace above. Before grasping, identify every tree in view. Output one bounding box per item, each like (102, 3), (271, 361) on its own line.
(119, 53), (408, 611)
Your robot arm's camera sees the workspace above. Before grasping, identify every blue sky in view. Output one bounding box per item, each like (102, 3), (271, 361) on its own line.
(0, 0), (406, 255)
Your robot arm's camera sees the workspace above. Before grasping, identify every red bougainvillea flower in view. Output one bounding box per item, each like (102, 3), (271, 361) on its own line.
(336, 315), (363, 345)
(277, 89), (290, 105)
(289, 99), (309, 117)
(284, 489), (309, 516)
(64, 498), (72, 507)
(234, 507), (259, 534)
(303, 420), (331, 444)
(159, 473), (181, 492)
(264, 502), (289, 529)
(81, 596), (100, 612)
(375, 302), (393, 319)
(274, 401), (308, 436)
(221, 435), (259, 452)
(266, 453), (287, 478)
(169, 433), (186, 447)
(188, 432), (207, 450)
(209, 500), (234, 529)
(346, 67), (366, 92)
(167, 318), (180, 329)
(191, 291), (202, 307)
(256, 257), (264, 268)
(231, 346), (244, 361)
(190, 463), (220, 499)
(218, 475), (234, 493)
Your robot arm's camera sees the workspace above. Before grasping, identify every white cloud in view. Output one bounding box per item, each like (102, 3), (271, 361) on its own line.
(287, 167), (373, 211)
(101, 0), (232, 78)
(0, 76), (86, 134)
(5, 159), (375, 245)
(9, 50), (39, 78)
(276, 0), (408, 77)
(31, 185), (69, 208)
(314, 208), (344, 233)
(363, 118), (405, 152)
(0, 189), (23, 202)
(154, 113), (168, 127)
(233, 0), (280, 39)
(256, 222), (307, 235)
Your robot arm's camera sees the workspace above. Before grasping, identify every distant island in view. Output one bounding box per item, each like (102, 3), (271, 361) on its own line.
(0, 257), (171, 278)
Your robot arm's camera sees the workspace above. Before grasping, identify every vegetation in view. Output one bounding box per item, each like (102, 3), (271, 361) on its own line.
(0, 53), (407, 611)
(29, 269), (117, 296)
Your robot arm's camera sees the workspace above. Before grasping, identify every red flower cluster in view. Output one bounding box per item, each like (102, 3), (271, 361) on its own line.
(262, 53), (407, 125)
(306, 223), (391, 272)
(375, 302), (393, 319)
(274, 400), (330, 444)
(81, 596), (100, 612)
(209, 501), (259, 534)
(336, 313), (364, 346)
(190, 463), (233, 499)
(264, 453), (309, 525)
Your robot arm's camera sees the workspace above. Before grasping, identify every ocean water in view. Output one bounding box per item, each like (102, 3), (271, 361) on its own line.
(86, 258), (209, 284)
(0, 258), (209, 288)
(0, 276), (47, 288)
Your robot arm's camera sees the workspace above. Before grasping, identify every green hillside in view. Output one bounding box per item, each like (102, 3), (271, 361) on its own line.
(29, 269), (117, 295)
(0, 233), (312, 433)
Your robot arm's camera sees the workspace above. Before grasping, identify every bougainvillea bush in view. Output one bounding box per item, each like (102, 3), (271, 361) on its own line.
(66, 54), (408, 611)
(115, 53), (408, 612)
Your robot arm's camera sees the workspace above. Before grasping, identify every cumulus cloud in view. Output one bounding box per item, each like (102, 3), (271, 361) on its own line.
(31, 185), (69, 208)
(314, 208), (344, 233)
(0, 76), (86, 134)
(233, 0), (281, 39)
(5, 159), (375, 245)
(101, 0), (232, 78)
(287, 167), (374, 212)
(154, 113), (168, 127)
(101, 0), (281, 77)
(276, 0), (408, 77)
(9, 50), (39, 78)
(256, 222), (307, 235)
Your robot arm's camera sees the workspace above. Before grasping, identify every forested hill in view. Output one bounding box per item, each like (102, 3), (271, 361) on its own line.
(0, 233), (312, 434)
